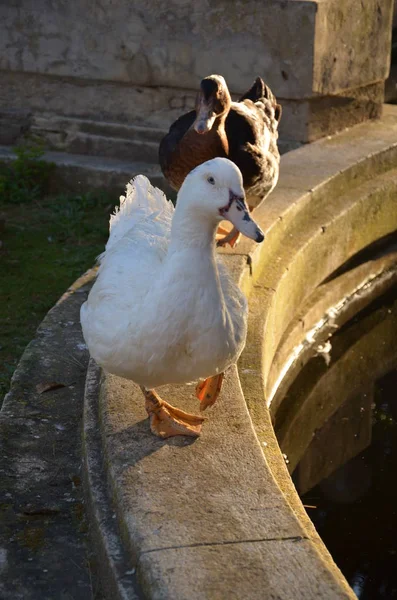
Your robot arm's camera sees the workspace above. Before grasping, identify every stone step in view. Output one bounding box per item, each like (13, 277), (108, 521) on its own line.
(29, 114), (166, 163)
(29, 129), (160, 163)
(31, 114), (167, 143)
(0, 145), (173, 197)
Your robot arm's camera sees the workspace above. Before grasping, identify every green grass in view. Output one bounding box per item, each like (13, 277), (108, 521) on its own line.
(0, 188), (114, 402)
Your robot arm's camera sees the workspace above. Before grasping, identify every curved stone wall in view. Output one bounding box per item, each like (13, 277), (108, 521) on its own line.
(82, 106), (397, 598)
(2, 106), (397, 598)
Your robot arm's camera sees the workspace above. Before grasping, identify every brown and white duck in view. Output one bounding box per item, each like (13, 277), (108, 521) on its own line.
(159, 74), (282, 246)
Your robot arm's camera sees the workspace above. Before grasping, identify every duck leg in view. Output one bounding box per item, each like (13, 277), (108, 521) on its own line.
(216, 224), (232, 236)
(196, 373), (224, 411)
(216, 227), (241, 248)
(141, 387), (205, 438)
(216, 224), (240, 248)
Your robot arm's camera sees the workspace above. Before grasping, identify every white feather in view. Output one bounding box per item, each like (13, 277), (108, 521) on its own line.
(106, 174), (173, 252)
(80, 160), (250, 389)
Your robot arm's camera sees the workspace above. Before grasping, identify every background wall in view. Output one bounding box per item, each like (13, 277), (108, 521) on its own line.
(0, 0), (394, 153)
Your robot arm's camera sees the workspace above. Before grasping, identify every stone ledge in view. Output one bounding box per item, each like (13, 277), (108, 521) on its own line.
(0, 269), (98, 599)
(85, 364), (354, 600)
(81, 110), (397, 598)
(83, 361), (143, 600)
(234, 106), (397, 537)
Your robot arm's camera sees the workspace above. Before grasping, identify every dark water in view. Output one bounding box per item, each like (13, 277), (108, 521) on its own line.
(275, 287), (397, 599)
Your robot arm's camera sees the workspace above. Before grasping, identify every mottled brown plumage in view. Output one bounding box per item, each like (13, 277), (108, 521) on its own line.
(159, 74), (281, 205)
(164, 124), (228, 190)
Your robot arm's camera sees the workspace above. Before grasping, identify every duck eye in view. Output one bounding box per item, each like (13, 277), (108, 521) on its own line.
(207, 176), (215, 185)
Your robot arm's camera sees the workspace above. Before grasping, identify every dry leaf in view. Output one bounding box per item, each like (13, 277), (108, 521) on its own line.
(36, 382), (67, 394)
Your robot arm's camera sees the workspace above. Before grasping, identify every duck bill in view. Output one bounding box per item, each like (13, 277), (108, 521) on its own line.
(193, 104), (216, 134)
(220, 193), (265, 243)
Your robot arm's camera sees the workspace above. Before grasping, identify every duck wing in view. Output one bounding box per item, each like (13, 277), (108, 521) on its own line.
(225, 79), (281, 201)
(238, 77), (282, 132)
(225, 101), (269, 190)
(159, 110), (196, 180)
(238, 76), (268, 103)
(105, 175), (172, 250)
(81, 177), (173, 364)
(98, 175), (173, 296)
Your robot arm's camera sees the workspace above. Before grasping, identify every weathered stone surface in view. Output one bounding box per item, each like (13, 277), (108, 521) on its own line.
(261, 168), (397, 401)
(83, 365), (143, 600)
(137, 538), (349, 600)
(1, 74), (383, 149)
(0, 109), (32, 145)
(0, 68), (388, 148)
(0, 270), (103, 600)
(0, 0), (315, 95)
(276, 295), (397, 475)
(313, 0), (393, 95)
(0, 0), (392, 98)
(28, 115), (162, 162)
(0, 0), (393, 146)
(0, 72), (196, 130)
(87, 363), (354, 599)
(267, 252), (397, 409)
(231, 105), (397, 538)
(278, 81), (385, 143)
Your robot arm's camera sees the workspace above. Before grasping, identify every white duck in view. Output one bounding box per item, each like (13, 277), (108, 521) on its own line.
(80, 158), (264, 438)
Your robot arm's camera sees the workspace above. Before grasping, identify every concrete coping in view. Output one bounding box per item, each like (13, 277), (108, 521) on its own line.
(82, 104), (397, 599)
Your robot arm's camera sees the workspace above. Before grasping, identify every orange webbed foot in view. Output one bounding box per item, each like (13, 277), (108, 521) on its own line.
(216, 225), (232, 236)
(196, 373), (224, 411)
(216, 223), (241, 248)
(216, 228), (241, 248)
(142, 388), (205, 438)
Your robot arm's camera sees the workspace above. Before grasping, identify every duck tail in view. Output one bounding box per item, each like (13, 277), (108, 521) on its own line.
(238, 77), (266, 103)
(240, 77), (282, 126)
(106, 175), (173, 251)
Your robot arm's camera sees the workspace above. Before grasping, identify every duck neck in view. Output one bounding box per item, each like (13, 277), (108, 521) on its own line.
(212, 112), (227, 132)
(213, 114), (229, 155)
(188, 111), (229, 155)
(168, 203), (218, 255)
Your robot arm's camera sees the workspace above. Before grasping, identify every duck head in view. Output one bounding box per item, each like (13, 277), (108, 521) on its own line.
(179, 158), (265, 243)
(193, 75), (232, 135)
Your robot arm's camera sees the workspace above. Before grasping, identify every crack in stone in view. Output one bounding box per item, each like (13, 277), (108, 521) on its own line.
(139, 535), (309, 556)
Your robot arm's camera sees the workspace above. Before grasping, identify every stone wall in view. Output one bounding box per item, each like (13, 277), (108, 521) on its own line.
(0, 0), (394, 154)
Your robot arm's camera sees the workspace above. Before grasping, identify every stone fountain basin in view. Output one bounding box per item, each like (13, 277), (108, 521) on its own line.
(2, 106), (397, 599)
(82, 106), (397, 599)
